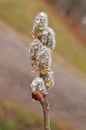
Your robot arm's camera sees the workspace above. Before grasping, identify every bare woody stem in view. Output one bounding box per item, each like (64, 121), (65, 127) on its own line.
(41, 96), (51, 130)
(39, 73), (51, 130)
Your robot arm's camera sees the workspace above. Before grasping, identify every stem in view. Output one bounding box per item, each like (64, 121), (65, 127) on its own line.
(41, 96), (51, 130)
(39, 73), (51, 130)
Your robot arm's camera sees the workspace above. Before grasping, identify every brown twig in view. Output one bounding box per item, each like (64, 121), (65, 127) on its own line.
(41, 96), (51, 130)
(39, 73), (51, 130)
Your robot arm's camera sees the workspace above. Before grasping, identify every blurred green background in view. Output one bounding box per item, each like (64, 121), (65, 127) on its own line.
(0, 0), (86, 73)
(0, 0), (86, 130)
(0, 98), (61, 130)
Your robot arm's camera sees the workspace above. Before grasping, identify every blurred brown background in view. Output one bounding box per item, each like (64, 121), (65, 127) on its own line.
(0, 0), (86, 130)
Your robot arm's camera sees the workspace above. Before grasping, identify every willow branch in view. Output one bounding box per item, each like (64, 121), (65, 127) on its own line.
(41, 95), (51, 130)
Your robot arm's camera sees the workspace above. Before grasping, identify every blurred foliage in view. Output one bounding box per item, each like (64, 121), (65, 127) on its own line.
(0, 98), (61, 130)
(0, 0), (86, 74)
